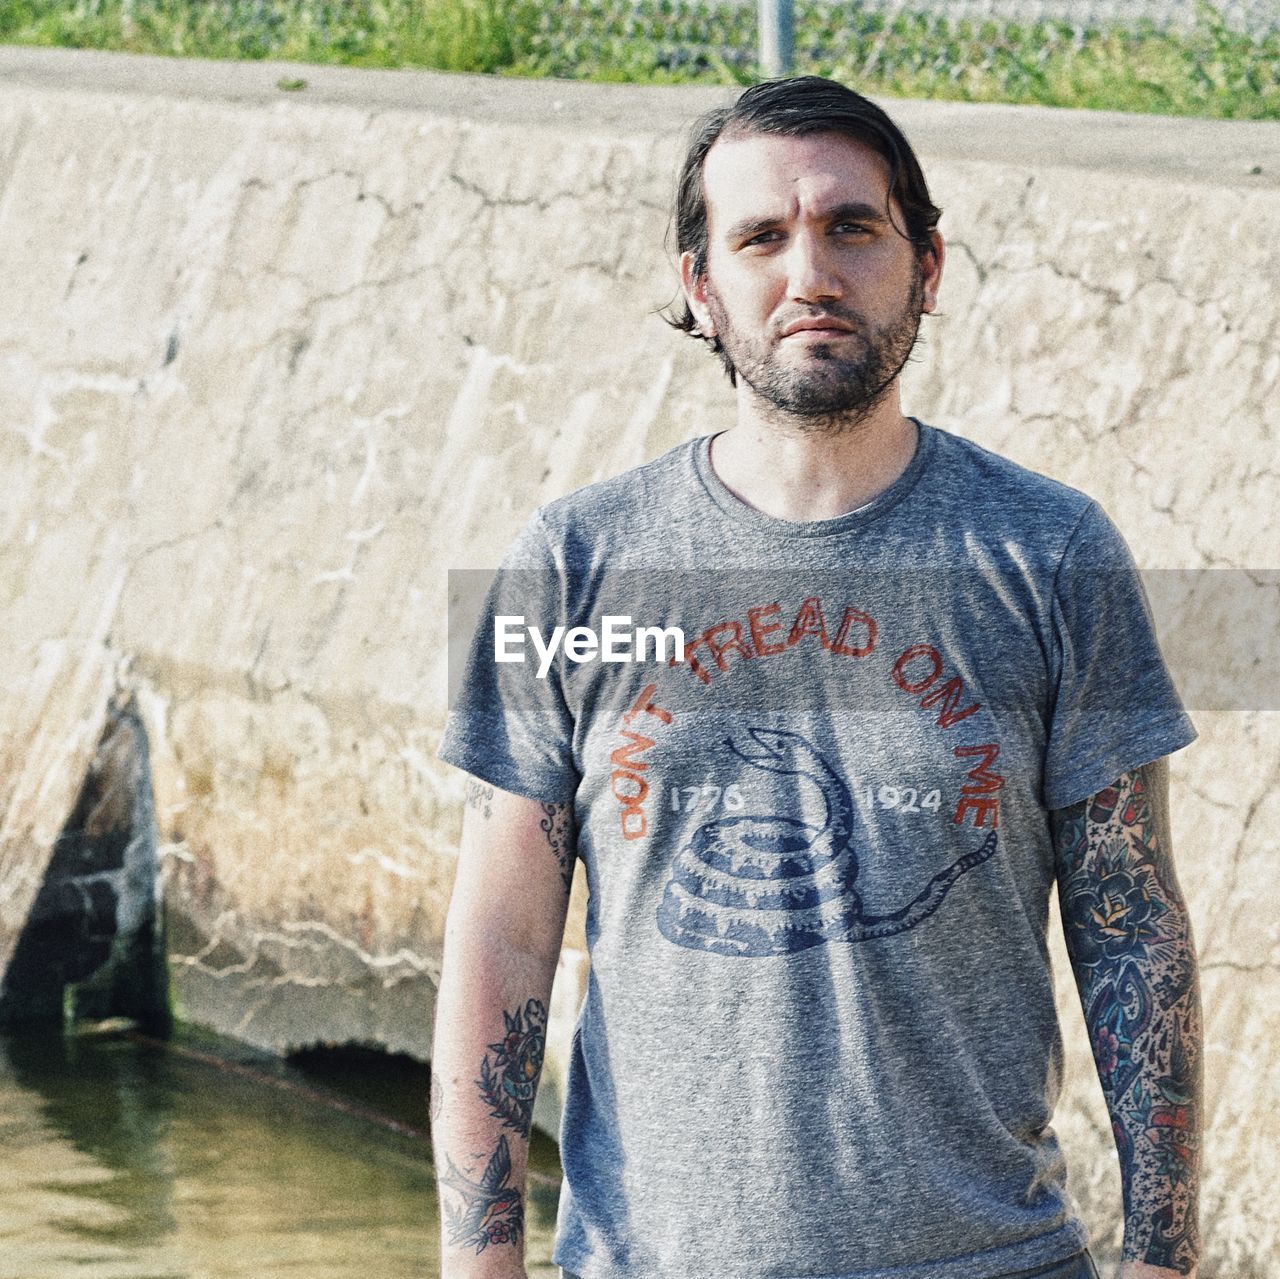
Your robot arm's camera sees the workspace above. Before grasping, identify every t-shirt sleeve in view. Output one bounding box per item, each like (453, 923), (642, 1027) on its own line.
(438, 511), (580, 803)
(1042, 501), (1197, 811)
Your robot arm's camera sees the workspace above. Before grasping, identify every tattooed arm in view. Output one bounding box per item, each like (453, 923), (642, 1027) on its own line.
(431, 780), (575, 1278)
(1051, 758), (1203, 1279)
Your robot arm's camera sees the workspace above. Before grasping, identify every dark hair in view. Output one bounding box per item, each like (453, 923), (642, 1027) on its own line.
(659, 75), (943, 387)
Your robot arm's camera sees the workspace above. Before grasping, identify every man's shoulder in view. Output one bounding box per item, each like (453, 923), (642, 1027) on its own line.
(931, 424), (1098, 538)
(534, 435), (702, 543)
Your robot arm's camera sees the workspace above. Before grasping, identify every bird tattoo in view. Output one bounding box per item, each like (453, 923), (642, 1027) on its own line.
(440, 1134), (523, 1253)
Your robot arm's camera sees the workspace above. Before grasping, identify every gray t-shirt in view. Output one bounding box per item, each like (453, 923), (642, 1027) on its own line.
(439, 421), (1196, 1279)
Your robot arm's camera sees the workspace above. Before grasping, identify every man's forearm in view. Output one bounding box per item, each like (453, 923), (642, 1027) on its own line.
(431, 929), (558, 1275)
(1054, 762), (1203, 1277)
(431, 789), (575, 1277)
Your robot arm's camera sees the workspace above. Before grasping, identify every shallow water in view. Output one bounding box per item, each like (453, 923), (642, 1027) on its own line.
(0, 1027), (563, 1279)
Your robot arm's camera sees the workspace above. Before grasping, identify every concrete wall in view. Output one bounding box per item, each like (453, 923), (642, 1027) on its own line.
(0, 45), (1276, 1274)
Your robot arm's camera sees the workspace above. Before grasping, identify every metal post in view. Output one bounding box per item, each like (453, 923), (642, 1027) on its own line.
(758, 0), (795, 77)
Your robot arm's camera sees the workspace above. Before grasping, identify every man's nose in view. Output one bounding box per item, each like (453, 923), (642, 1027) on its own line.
(785, 231), (843, 302)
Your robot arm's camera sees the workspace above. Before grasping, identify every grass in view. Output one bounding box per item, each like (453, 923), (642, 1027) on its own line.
(1, 0), (1277, 118)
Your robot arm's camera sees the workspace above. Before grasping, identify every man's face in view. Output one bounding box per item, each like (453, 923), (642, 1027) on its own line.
(681, 130), (942, 427)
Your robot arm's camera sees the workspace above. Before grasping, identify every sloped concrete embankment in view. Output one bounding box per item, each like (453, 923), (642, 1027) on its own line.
(0, 46), (1276, 1273)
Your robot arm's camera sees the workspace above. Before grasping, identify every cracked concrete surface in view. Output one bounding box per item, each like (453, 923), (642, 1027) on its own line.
(0, 46), (1276, 1270)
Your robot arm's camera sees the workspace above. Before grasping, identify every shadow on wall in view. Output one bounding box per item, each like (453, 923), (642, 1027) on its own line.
(0, 692), (170, 1034)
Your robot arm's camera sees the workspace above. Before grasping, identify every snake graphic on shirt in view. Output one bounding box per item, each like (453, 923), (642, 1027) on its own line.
(656, 727), (998, 957)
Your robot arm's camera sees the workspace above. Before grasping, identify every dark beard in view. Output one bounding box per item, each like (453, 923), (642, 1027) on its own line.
(708, 265), (926, 434)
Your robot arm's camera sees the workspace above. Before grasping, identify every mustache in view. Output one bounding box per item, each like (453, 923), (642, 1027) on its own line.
(776, 313), (866, 337)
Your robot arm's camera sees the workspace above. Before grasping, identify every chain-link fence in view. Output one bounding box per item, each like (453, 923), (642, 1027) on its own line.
(3, 0), (1276, 115)
(523, 0), (1279, 86)
(758, 0), (1279, 36)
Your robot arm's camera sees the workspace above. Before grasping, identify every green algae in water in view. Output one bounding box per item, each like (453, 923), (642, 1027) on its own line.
(0, 1027), (563, 1278)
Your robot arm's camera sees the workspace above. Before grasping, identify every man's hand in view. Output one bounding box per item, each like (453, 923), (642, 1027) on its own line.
(1119, 1263), (1198, 1279)
(432, 780), (575, 1278)
(1052, 757), (1202, 1278)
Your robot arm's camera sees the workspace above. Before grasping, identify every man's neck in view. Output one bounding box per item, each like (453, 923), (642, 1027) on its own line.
(708, 396), (920, 523)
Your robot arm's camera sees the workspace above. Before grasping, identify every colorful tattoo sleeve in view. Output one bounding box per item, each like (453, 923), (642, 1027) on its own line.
(1052, 762), (1203, 1275)
(437, 996), (548, 1256)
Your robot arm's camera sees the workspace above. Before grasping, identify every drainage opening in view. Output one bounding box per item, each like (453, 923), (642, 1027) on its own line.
(0, 692), (170, 1034)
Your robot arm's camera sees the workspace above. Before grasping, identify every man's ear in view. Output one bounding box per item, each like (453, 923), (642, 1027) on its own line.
(920, 230), (945, 315)
(679, 249), (716, 337)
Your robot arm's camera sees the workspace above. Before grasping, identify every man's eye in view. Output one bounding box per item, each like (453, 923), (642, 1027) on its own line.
(742, 224), (870, 248)
(744, 224), (870, 247)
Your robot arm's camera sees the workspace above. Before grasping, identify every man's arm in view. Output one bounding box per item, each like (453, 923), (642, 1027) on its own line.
(1051, 757), (1203, 1279)
(431, 779), (575, 1278)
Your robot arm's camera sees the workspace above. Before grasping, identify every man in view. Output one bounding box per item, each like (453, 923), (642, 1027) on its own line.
(432, 76), (1202, 1279)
